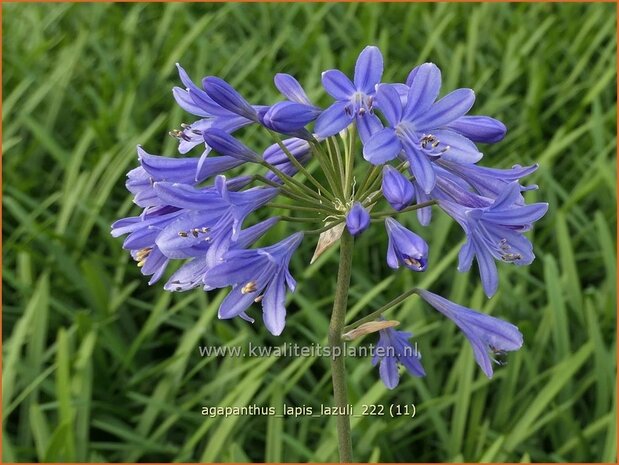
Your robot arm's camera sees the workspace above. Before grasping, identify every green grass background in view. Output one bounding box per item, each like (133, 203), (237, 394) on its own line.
(3, 2), (617, 462)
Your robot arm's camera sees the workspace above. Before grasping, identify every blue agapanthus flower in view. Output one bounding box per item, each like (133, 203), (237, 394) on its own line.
(373, 325), (425, 389)
(112, 45), (546, 384)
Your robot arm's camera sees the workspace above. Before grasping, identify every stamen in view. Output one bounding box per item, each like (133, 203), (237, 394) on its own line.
(489, 345), (508, 366)
(420, 134), (439, 149)
(242, 281), (258, 294)
(254, 295), (264, 303)
(403, 257), (421, 268)
(135, 247), (152, 261)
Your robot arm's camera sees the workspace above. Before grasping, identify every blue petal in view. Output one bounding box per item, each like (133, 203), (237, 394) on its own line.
(375, 84), (403, 126)
(137, 146), (199, 183)
(264, 101), (321, 133)
(274, 73), (311, 105)
(484, 203), (549, 226)
(219, 286), (260, 319)
(457, 238), (475, 272)
(321, 70), (355, 100)
(403, 63), (442, 121)
(205, 253), (274, 289)
(379, 357), (400, 389)
(203, 77), (259, 121)
(262, 271), (287, 336)
(356, 112), (383, 145)
(431, 129), (483, 163)
(489, 182), (523, 210)
(354, 46), (383, 94)
(172, 87), (210, 117)
(153, 182), (224, 210)
(473, 238), (499, 297)
(314, 101), (354, 138)
(202, 128), (259, 162)
(164, 257), (210, 292)
(175, 63), (231, 117)
(446, 115), (507, 144)
(196, 154), (244, 183)
(402, 142), (436, 194)
(362, 128), (402, 165)
(414, 88), (476, 130)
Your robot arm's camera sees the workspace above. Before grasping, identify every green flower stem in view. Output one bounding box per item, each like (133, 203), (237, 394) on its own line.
(253, 174), (324, 206)
(313, 140), (346, 199)
(260, 160), (326, 203)
(267, 202), (338, 215)
(356, 165), (382, 200)
(342, 288), (420, 334)
(329, 229), (354, 462)
(345, 126), (355, 199)
(370, 200), (438, 218)
(312, 140), (345, 200)
(278, 215), (325, 224)
(268, 130), (337, 202)
(329, 138), (346, 193)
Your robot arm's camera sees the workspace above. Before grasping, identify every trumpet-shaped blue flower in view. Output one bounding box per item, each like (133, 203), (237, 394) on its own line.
(363, 63), (505, 194)
(416, 289), (523, 378)
(111, 205), (182, 284)
(372, 325), (425, 389)
(152, 176), (276, 259)
(385, 217), (428, 271)
(164, 217), (280, 293)
(346, 202), (371, 236)
(202, 76), (261, 122)
(314, 46), (383, 138)
(204, 232), (304, 335)
(202, 128), (261, 163)
(439, 182), (548, 297)
(263, 74), (322, 133)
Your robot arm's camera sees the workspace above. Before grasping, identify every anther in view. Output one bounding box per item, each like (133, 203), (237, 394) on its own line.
(136, 247), (152, 260)
(178, 231), (189, 237)
(404, 257), (421, 268)
(254, 295), (264, 303)
(241, 281), (258, 294)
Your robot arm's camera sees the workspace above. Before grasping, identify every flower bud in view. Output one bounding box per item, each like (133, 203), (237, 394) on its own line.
(382, 165), (414, 211)
(384, 217), (428, 271)
(346, 202), (371, 236)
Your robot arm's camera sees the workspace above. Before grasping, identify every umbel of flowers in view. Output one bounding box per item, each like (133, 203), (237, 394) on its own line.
(112, 46), (547, 461)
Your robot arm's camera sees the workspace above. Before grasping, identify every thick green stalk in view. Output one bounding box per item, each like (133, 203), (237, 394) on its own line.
(329, 230), (354, 462)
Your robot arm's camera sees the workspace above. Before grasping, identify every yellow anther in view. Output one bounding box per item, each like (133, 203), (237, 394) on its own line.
(241, 281), (258, 294)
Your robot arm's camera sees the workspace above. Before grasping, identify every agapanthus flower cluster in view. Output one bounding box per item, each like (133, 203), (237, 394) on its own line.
(112, 46), (547, 386)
